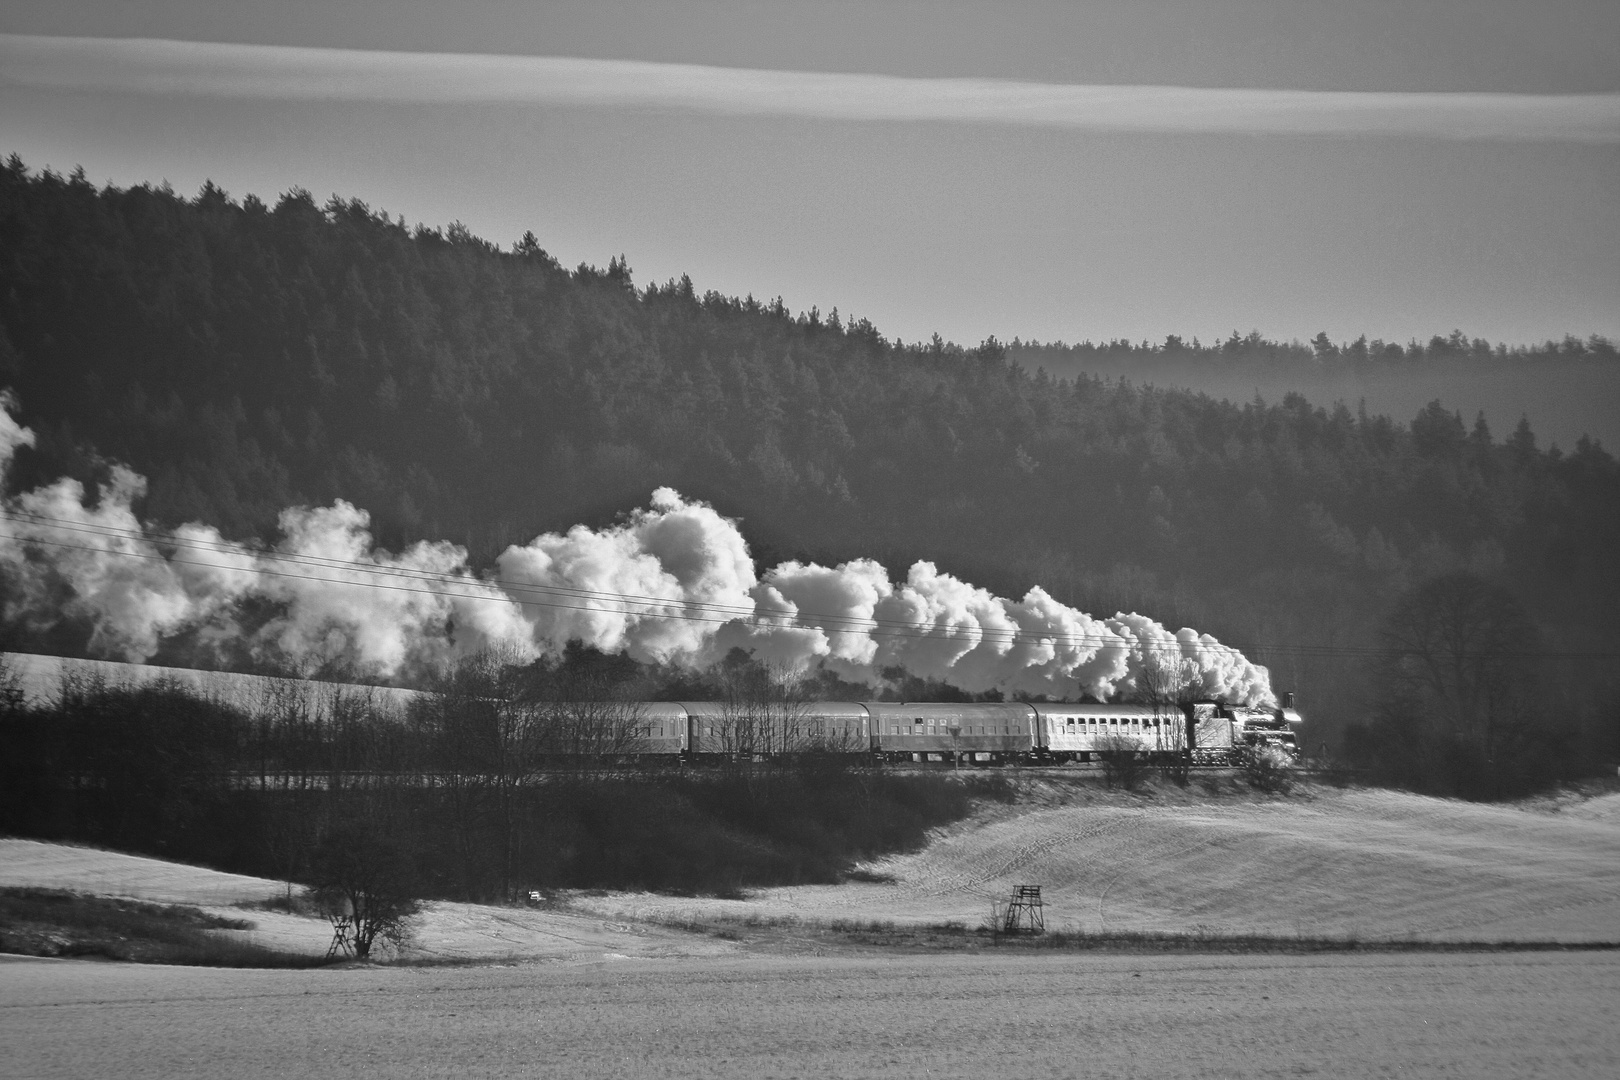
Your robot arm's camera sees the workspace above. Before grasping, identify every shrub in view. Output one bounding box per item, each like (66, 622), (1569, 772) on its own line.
(1241, 746), (1295, 794)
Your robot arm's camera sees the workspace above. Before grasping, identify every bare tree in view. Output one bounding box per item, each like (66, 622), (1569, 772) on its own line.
(535, 698), (648, 766)
(1359, 572), (1553, 797)
(309, 818), (420, 959)
(1139, 650), (1198, 786)
(1378, 572), (1541, 769)
(1096, 733), (1148, 791)
(713, 655), (814, 759)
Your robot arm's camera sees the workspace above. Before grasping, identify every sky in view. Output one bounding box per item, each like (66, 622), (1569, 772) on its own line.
(1, 1), (1617, 348)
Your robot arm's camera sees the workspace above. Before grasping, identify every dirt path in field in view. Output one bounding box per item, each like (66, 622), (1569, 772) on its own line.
(0, 838), (737, 963)
(575, 783), (1620, 943)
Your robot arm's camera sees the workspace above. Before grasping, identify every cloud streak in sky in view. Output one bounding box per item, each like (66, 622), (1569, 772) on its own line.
(4, 34), (1619, 143)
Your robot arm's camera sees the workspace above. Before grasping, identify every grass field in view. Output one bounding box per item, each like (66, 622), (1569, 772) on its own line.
(575, 780), (1620, 944)
(6, 780), (1618, 957)
(0, 839), (738, 964)
(4, 950), (1615, 1078)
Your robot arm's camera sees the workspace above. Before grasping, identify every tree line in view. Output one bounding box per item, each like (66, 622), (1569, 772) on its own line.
(1009, 328), (1617, 368)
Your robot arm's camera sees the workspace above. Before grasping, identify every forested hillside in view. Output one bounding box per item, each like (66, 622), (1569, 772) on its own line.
(0, 156), (1616, 760)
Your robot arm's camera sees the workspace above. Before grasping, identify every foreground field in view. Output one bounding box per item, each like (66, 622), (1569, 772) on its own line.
(4, 949), (1616, 1079)
(578, 782), (1620, 943)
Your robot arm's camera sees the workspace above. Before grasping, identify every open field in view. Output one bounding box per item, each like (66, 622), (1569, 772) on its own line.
(4, 950), (1616, 1079)
(4, 785), (1618, 1076)
(575, 782), (1620, 944)
(0, 839), (737, 965)
(7, 781), (1618, 958)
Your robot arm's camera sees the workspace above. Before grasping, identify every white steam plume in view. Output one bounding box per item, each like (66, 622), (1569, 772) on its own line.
(0, 395), (1272, 702)
(0, 396), (529, 673)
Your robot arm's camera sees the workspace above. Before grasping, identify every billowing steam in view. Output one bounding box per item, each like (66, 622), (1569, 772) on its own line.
(0, 394), (1272, 703)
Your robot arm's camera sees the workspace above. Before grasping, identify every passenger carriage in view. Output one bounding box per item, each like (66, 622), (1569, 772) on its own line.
(633, 701), (690, 758)
(1031, 703), (1179, 762)
(679, 700), (871, 759)
(864, 702), (1036, 763)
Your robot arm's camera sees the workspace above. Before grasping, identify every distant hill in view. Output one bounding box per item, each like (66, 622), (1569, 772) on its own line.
(1010, 332), (1620, 452)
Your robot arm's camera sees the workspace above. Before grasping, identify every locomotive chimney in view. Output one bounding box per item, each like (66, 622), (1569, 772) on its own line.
(1283, 691), (1296, 709)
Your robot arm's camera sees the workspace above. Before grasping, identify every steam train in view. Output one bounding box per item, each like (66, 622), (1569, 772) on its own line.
(0, 653), (1302, 768)
(623, 696), (1305, 766)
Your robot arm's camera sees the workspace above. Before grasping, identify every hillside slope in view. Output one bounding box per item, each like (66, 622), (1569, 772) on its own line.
(581, 783), (1620, 943)
(0, 839), (736, 964)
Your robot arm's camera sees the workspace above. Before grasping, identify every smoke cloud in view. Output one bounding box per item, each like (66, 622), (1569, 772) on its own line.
(0, 396), (1272, 703)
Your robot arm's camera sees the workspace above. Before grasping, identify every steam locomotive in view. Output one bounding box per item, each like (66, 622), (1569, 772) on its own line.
(622, 695), (1304, 766)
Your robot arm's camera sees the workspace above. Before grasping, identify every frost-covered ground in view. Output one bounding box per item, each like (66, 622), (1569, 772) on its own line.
(576, 783), (1620, 943)
(8, 783), (1617, 956)
(4, 786), (1619, 1077)
(0, 839), (736, 964)
(4, 950), (1616, 1079)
